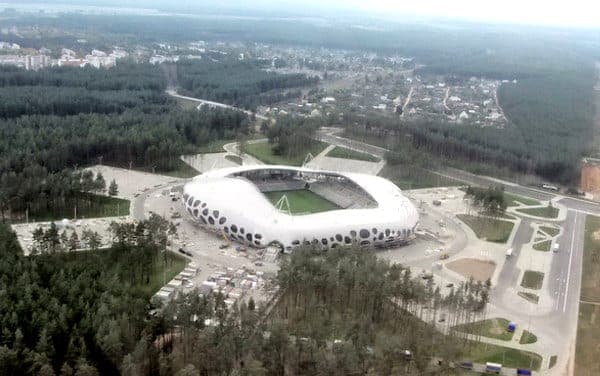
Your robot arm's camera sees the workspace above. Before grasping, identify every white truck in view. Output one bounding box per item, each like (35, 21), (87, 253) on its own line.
(506, 248), (513, 257)
(553, 243), (559, 253)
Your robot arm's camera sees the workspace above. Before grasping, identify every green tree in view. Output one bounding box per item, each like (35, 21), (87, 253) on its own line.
(94, 173), (106, 194)
(108, 179), (119, 196)
(74, 359), (99, 376)
(68, 231), (80, 251)
(175, 364), (199, 376)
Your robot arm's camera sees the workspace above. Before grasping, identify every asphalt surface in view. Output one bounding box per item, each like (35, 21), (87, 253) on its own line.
(320, 129), (596, 375)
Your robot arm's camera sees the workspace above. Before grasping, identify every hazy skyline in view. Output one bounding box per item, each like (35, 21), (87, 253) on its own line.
(4, 0), (600, 28)
(317, 0), (600, 28)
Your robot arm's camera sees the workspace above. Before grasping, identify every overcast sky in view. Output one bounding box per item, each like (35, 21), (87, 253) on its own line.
(7, 0), (600, 28)
(312, 0), (599, 28)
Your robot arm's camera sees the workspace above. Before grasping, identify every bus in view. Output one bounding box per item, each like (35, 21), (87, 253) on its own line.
(485, 362), (502, 374)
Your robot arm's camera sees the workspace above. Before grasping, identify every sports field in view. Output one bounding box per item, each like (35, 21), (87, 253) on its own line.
(264, 189), (340, 214)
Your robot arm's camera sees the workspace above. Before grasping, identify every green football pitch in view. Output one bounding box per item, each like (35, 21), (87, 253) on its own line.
(263, 189), (340, 214)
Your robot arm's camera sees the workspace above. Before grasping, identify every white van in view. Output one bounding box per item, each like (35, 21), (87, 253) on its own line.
(553, 243), (559, 253)
(506, 248), (513, 257)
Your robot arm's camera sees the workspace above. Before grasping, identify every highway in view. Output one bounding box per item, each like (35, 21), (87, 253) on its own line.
(318, 129), (594, 375)
(166, 89), (269, 121)
(160, 92), (594, 374)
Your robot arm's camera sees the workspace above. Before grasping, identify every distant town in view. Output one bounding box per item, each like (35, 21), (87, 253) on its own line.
(0, 24), (513, 128)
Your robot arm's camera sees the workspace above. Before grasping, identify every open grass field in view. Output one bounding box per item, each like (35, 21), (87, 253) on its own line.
(505, 193), (541, 207)
(264, 189), (340, 214)
(326, 146), (381, 162)
(521, 271), (544, 290)
(453, 318), (514, 341)
(245, 140), (328, 166)
(379, 165), (461, 190)
(197, 139), (235, 153)
(579, 215), (600, 302)
(462, 342), (542, 371)
(518, 291), (539, 304)
(158, 159), (200, 178)
(539, 225), (560, 237)
(533, 240), (552, 252)
(28, 192), (130, 222)
(225, 154), (243, 165)
(133, 159), (199, 178)
(516, 206), (559, 218)
(519, 330), (538, 344)
(456, 214), (514, 243)
(576, 303), (600, 376)
(575, 215), (600, 375)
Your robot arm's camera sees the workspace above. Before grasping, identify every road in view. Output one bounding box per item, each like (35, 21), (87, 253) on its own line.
(165, 89), (269, 121)
(401, 86), (414, 117)
(317, 128), (594, 375)
(158, 91), (595, 374)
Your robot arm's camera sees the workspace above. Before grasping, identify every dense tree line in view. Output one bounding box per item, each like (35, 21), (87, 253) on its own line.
(497, 71), (595, 182)
(464, 186), (507, 217)
(0, 216), (179, 376)
(344, 90), (591, 184)
(0, 86), (168, 118)
(145, 246), (490, 375)
(0, 64), (165, 91)
(0, 64), (250, 220)
(177, 58), (319, 111)
(266, 115), (322, 159)
(0, 220), (493, 375)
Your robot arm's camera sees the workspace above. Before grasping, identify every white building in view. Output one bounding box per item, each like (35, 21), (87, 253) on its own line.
(25, 55), (50, 71)
(182, 166), (419, 252)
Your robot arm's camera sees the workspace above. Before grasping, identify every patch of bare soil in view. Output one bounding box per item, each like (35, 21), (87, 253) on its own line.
(446, 258), (496, 282)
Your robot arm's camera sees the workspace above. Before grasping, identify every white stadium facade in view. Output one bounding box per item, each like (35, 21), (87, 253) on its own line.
(182, 165), (419, 252)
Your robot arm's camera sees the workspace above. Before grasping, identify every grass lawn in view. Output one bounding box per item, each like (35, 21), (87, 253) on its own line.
(326, 146), (380, 162)
(533, 240), (552, 252)
(518, 291), (539, 304)
(245, 140), (328, 166)
(28, 192), (130, 222)
(505, 193), (541, 207)
(461, 341), (542, 370)
(134, 159), (199, 178)
(576, 216), (600, 375)
(197, 139), (235, 153)
(453, 318), (514, 341)
(521, 271), (544, 290)
(516, 206), (559, 218)
(134, 250), (188, 296)
(456, 214), (514, 243)
(380, 165), (461, 190)
(158, 159), (200, 178)
(519, 330), (538, 344)
(225, 154), (243, 165)
(576, 303), (600, 376)
(264, 189), (340, 214)
(540, 225), (560, 237)
(580, 215), (600, 302)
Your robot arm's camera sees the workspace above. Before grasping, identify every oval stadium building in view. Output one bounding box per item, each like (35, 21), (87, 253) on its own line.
(182, 165), (419, 252)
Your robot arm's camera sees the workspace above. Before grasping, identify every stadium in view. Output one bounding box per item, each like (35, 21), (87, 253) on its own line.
(182, 165), (419, 252)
